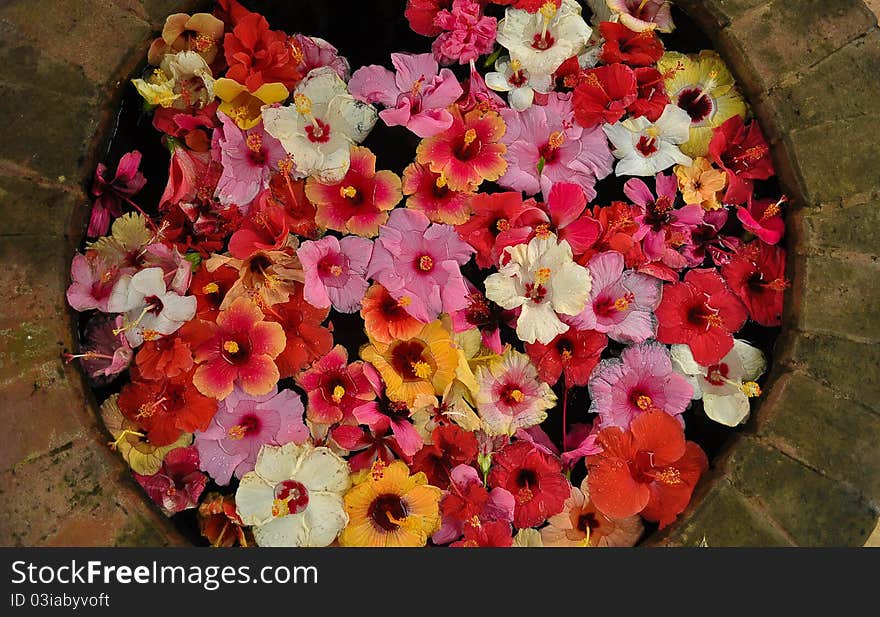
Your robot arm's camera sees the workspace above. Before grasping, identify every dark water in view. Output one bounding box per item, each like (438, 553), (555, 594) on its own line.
(92, 1), (782, 544)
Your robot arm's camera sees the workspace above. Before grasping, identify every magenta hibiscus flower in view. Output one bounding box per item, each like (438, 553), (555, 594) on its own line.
(194, 386), (309, 485)
(298, 235), (373, 313)
(366, 208), (474, 322)
(588, 342), (693, 429)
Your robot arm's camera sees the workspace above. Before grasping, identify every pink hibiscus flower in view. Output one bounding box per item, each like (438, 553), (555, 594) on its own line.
(296, 345), (376, 425)
(134, 446), (207, 516)
(349, 52), (463, 138)
(351, 363), (424, 457)
(194, 386), (309, 485)
(567, 251), (662, 344)
(736, 195), (786, 246)
(588, 342), (694, 429)
(432, 0), (497, 65)
(499, 93), (613, 200)
(366, 208), (474, 322)
(67, 252), (123, 313)
(297, 235), (373, 313)
(214, 112), (286, 210)
(88, 150), (147, 237)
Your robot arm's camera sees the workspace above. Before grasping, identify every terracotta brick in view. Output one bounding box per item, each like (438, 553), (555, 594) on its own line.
(0, 174), (86, 238)
(793, 200), (880, 256)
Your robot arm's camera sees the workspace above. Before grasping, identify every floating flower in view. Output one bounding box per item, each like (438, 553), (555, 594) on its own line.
(737, 196), (786, 246)
(194, 386), (309, 485)
(450, 280), (507, 354)
(226, 191), (289, 258)
(434, 464), (515, 545)
(432, 0), (498, 65)
(297, 235), (372, 313)
(476, 349), (557, 436)
(367, 209), (474, 322)
(213, 77), (289, 130)
(289, 34), (351, 81)
(499, 92), (613, 199)
(359, 283), (426, 345)
(67, 252), (120, 312)
(572, 63), (638, 128)
(108, 267), (197, 347)
(587, 410), (708, 528)
(541, 477), (644, 547)
(487, 441), (569, 529)
(455, 191), (532, 268)
(66, 315), (133, 385)
(198, 492), (251, 547)
(599, 20), (664, 66)
(606, 0), (674, 33)
(349, 52), (463, 137)
(721, 241), (788, 327)
(484, 233), (592, 345)
(524, 327), (607, 387)
(352, 379), (425, 458)
(603, 103), (693, 176)
(588, 341), (693, 429)
(402, 162), (473, 225)
(148, 12), (225, 65)
(135, 446), (208, 516)
(410, 424), (479, 489)
(496, 0), (592, 76)
(360, 318), (459, 407)
(262, 67), (378, 183)
(268, 285), (334, 379)
(405, 0), (454, 37)
(205, 247), (303, 310)
(222, 10), (303, 91)
(672, 339), (766, 427)
(657, 50), (746, 158)
(133, 320), (205, 381)
(214, 112), (287, 208)
(416, 105), (507, 192)
(485, 56), (553, 111)
(708, 115), (774, 205)
(629, 66), (671, 122)
(193, 296), (287, 400)
(305, 146), (402, 237)
(568, 251), (661, 343)
(87, 150), (147, 237)
(236, 443), (351, 546)
(655, 268), (748, 366)
(297, 345), (376, 425)
(674, 156), (727, 211)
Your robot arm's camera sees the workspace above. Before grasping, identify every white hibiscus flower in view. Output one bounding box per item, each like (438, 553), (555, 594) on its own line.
(107, 267), (196, 347)
(484, 233), (592, 345)
(603, 103), (693, 177)
(262, 67), (377, 184)
(496, 0), (592, 77)
(671, 339), (767, 427)
(485, 56), (553, 111)
(236, 443), (351, 547)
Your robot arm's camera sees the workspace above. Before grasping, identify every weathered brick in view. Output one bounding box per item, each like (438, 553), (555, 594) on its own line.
(756, 372), (880, 503)
(792, 253), (880, 341)
(725, 437), (877, 546)
(674, 0), (770, 30)
(793, 200), (880, 256)
(776, 331), (880, 412)
(0, 174), (86, 238)
(653, 478), (795, 547)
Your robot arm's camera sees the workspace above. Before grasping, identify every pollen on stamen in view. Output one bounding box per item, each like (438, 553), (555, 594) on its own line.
(202, 282), (219, 294)
(227, 425), (247, 440)
(339, 185), (357, 199)
(398, 295), (412, 307)
(534, 267), (552, 284)
(508, 388), (525, 403)
(435, 173), (448, 189)
(331, 385), (345, 402)
(462, 128), (478, 147)
(418, 255), (434, 271)
(246, 133), (263, 153)
(223, 340), (240, 354)
(741, 381), (762, 397)
(329, 265), (343, 277)
(411, 360), (432, 379)
(636, 395), (653, 411)
(294, 93), (312, 116)
(547, 131), (565, 149)
(654, 467), (682, 485)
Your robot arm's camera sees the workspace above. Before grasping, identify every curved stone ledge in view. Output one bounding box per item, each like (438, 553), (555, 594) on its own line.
(0, 0), (877, 546)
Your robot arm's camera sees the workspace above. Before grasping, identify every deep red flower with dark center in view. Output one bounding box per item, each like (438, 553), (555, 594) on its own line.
(411, 425), (479, 489)
(676, 87), (714, 122)
(572, 63), (638, 128)
(487, 441), (568, 528)
(708, 115), (775, 205)
(599, 21), (665, 67)
(587, 410), (708, 528)
(135, 446), (207, 516)
(629, 67), (670, 122)
(405, 0), (454, 36)
(525, 329), (608, 387)
(721, 241), (788, 327)
(655, 269), (748, 366)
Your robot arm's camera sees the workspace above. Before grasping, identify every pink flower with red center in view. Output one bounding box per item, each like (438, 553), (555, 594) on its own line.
(476, 349), (557, 436)
(655, 269), (748, 366)
(67, 252), (123, 313)
(499, 93), (613, 200)
(434, 464), (515, 545)
(708, 115), (774, 205)
(330, 420), (405, 472)
(134, 446), (208, 516)
(487, 440), (569, 529)
(402, 162), (473, 225)
(88, 150), (147, 237)
(524, 328), (607, 388)
(567, 251), (662, 343)
(351, 364), (424, 457)
(193, 297), (287, 400)
(416, 105), (507, 192)
(455, 191), (532, 269)
(296, 345), (376, 426)
(349, 52), (464, 138)
(588, 341), (694, 429)
(366, 208), (474, 322)
(194, 386), (309, 485)
(305, 145), (402, 237)
(737, 195), (786, 246)
(627, 172), (703, 272)
(432, 0), (497, 65)
(297, 235), (373, 313)
(65, 314), (133, 386)
(214, 112), (287, 209)
(721, 241), (788, 327)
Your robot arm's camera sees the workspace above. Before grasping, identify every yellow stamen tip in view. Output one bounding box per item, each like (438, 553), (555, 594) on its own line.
(398, 295), (412, 307)
(535, 267), (552, 284)
(227, 425), (247, 440)
(339, 185), (357, 199)
(462, 128), (478, 147)
(509, 389), (525, 403)
(411, 360), (432, 379)
(294, 93), (312, 116)
(223, 340), (240, 354)
(741, 381), (762, 397)
(332, 385), (345, 403)
(636, 395), (653, 410)
(202, 282), (219, 294)
(435, 173), (448, 189)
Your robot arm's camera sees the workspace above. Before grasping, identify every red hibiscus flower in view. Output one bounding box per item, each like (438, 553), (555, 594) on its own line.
(572, 63), (638, 128)
(88, 150), (147, 237)
(331, 421), (406, 472)
(193, 297), (286, 399)
(587, 410), (708, 528)
(722, 241), (788, 327)
(579, 201), (641, 266)
(223, 11), (302, 91)
(134, 320), (211, 381)
(487, 441), (569, 528)
(161, 200), (241, 257)
(118, 369), (218, 446)
(411, 424), (479, 489)
(405, 0), (454, 37)
(269, 167), (320, 239)
(708, 115), (774, 205)
(134, 446), (208, 516)
(655, 269), (748, 366)
(265, 284), (334, 379)
(599, 21), (665, 67)
(451, 520), (514, 547)
(736, 195), (786, 246)
(152, 101), (221, 151)
(525, 329), (608, 388)
(190, 264), (240, 321)
(296, 345), (375, 425)
(455, 191), (531, 268)
(227, 190), (290, 259)
(402, 161), (474, 226)
(629, 67), (671, 122)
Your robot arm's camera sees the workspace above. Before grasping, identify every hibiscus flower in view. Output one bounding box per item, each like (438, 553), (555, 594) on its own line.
(297, 235), (372, 313)
(402, 162), (473, 225)
(525, 328), (607, 387)
(599, 21), (664, 66)
(736, 196), (786, 246)
(434, 464), (515, 544)
(135, 446), (208, 516)
(721, 241), (788, 327)
(214, 113), (287, 209)
(476, 349), (557, 436)
(87, 150), (147, 237)
(487, 441), (569, 528)
(432, 0), (498, 65)
(297, 345), (376, 426)
(572, 63), (638, 128)
(411, 424), (479, 489)
(455, 191), (532, 268)
(108, 267), (197, 347)
(541, 477), (644, 546)
(359, 283), (426, 345)
(709, 115), (774, 205)
(604, 103), (693, 177)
